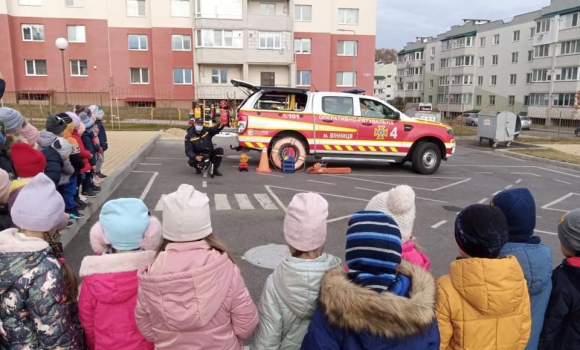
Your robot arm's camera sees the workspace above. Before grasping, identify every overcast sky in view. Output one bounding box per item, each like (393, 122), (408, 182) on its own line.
(376, 0), (550, 49)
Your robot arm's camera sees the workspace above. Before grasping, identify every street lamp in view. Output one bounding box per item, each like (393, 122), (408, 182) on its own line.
(338, 29), (357, 87)
(55, 37), (69, 108)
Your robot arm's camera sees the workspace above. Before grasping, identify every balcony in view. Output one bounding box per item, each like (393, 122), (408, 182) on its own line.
(195, 48), (246, 64)
(247, 48), (293, 64)
(194, 18), (245, 30)
(245, 14), (293, 32)
(195, 84), (241, 100)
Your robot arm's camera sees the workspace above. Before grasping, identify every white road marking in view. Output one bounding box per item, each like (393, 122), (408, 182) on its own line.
(327, 215), (352, 223)
(324, 174), (471, 192)
(202, 181), (207, 188)
(554, 179), (572, 185)
(154, 194), (166, 211)
(354, 187), (448, 203)
(478, 198), (489, 204)
(534, 229), (557, 236)
(215, 194), (232, 210)
(235, 194), (255, 210)
(308, 180), (337, 185)
(515, 179), (522, 184)
(492, 191), (501, 195)
(132, 171), (159, 201)
(537, 216), (543, 219)
(505, 184), (514, 190)
(499, 154), (526, 162)
(265, 185), (287, 212)
(254, 194), (278, 210)
(138, 163), (162, 166)
(268, 185), (369, 202)
(416, 197), (448, 204)
(511, 172), (541, 177)
(355, 187), (384, 193)
(257, 172), (285, 178)
(431, 220), (447, 229)
(541, 193), (578, 212)
(475, 172), (493, 174)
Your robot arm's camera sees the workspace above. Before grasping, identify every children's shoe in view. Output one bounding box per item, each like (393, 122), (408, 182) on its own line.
(97, 172), (108, 179)
(66, 220), (74, 228)
(92, 186), (101, 193)
(79, 194), (87, 201)
(66, 210), (85, 219)
(76, 200), (88, 210)
(82, 191), (97, 198)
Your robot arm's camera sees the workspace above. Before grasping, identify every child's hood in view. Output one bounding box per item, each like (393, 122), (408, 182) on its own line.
(79, 250), (156, 304)
(37, 130), (57, 149)
(0, 228), (53, 295)
(272, 253), (342, 318)
(448, 255), (528, 316)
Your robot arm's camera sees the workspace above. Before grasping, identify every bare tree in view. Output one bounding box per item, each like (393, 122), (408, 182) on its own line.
(375, 48), (398, 64)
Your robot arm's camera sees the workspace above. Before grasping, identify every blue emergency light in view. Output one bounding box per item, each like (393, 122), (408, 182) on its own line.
(341, 89), (366, 95)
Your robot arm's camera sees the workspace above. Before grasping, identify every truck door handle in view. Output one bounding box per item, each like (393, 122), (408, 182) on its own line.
(321, 119), (333, 123)
(404, 124), (413, 132)
(362, 122), (373, 126)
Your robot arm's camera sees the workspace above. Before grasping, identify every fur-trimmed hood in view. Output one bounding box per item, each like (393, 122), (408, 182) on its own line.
(318, 259), (436, 339)
(80, 250), (157, 277)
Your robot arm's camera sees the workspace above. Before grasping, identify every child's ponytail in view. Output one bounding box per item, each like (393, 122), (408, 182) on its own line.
(44, 232), (79, 301)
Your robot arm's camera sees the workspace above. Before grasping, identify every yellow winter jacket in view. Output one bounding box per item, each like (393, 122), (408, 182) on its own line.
(436, 255), (531, 350)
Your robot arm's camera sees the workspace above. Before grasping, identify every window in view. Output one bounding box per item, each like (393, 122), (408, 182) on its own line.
(536, 19), (550, 33)
(322, 96), (354, 115)
(508, 95), (515, 106)
(297, 70), (311, 86)
(70, 60), (87, 76)
(492, 55), (498, 65)
(556, 67), (579, 81)
(173, 68), (192, 84)
(562, 12), (579, 29)
(524, 95), (530, 106)
(360, 98), (398, 118)
(431, 47), (435, 56)
(25, 59), (47, 76)
(259, 31), (281, 49)
(430, 63), (434, 72)
(67, 26), (86, 43)
(428, 95), (433, 103)
(196, 30), (243, 48)
(530, 93), (549, 105)
(130, 68), (149, 84)
(454, 56), (474, 66)
(127, 0), (146, 16)
(493, 34), (500, 45)
(532, 69), (551, 82)
(415, 51), (423, 60)
(560, 39), (580, 55)
(429, 79), (433, 88)
(65, 0), (84, 6)
(19, 0), (42, 5)
(337, 72), (356, 86)
(529, 27), (535, 39)
(511, 52), (518, 63)
(526, 73), (532, 83)
(476, 95), (482, 106)
(441, 40), (451, 51)
(528, 50), (533, 62)
(128, 34), (147, 50)
(478, 56), (484, 67)
(338, 40), (357, 56)
(22, 24), (44, 41)
(490, 75), (497, 85)
(405, 82), (422, 90)
(513, 30), (520, 42)
(196, 0), (242, 19)
(479, 37), (485, 47)
(477, 76), (483, 86)
(172, 34), (191, 50)
(211, 68), (227, 84)
(260, 3), (275, 15)
(338, 8), (358, 24)
(510, 74), (517, 85)
(171, 0), (190, 17)
(294, 38), (311, 54)
(535, 44), (550, 58)
(553, 93), (576, 107)
(489, 95), (496, 105)
(295, 5), (311, 21)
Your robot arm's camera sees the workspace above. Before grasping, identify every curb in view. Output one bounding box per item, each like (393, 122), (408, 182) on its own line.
(60, 130), (163, 248)
(497, 149), (580, 172)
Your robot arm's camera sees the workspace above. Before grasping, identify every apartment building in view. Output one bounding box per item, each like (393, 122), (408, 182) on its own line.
(0, 0), (376, 106)
(373, 62), (396, 101)
(395, 0), (580, 123)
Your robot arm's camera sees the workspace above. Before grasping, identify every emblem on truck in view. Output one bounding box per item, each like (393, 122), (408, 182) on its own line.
(374, 125), (387, 140)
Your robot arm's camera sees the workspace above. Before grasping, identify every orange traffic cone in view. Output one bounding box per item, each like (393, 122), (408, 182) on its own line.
(256, 148), (272, 173)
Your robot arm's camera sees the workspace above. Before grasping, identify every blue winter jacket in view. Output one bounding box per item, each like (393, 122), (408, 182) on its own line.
(301, 261), (440, 350)
(95, 120), (108, 151)
(80, 129), (96, 166)
(500, 242), (553, 350)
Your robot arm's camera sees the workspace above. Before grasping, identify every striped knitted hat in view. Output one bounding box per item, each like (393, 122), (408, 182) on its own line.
(346, 211), (403, 293)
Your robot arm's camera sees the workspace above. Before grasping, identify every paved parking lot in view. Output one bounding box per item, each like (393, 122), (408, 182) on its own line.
(65, 136), (580, 304)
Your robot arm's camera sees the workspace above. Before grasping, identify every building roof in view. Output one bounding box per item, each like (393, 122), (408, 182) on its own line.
(442, 30), (477, 41)
(539, 5), (580, 19)
(397, 47), (424, 55)
(375, 75), (386, 80)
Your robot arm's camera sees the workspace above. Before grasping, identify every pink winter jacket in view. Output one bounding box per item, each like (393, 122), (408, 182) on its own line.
(402, 241), (431, 271)
(78, 250), (157, 350)
(135, 241), (259, 350)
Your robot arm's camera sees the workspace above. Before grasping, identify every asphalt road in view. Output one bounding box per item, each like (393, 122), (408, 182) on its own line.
(65, 136), (580, 308)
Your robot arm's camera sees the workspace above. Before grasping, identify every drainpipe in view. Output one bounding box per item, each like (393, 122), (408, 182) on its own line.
(472, 24), (479, 111)
(547, 16), (561, 126)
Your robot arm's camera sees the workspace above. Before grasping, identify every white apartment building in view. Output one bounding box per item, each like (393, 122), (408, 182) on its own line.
(374, 62), (396, 101)
(396, 0), (580, 124)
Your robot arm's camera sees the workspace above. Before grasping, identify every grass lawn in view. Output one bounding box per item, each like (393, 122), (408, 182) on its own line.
(511, 148), (580, 165)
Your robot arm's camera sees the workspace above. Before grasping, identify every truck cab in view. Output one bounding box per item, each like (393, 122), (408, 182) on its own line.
(231, 79), (455, 175)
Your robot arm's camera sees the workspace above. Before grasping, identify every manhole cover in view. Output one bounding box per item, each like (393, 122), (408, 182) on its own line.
(443, 205), (464, 212)
(243, 244), (290, 269)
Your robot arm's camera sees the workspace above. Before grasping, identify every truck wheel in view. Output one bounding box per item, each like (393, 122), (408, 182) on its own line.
(270, 136), (307, 171)
(411, 142), (441, 175)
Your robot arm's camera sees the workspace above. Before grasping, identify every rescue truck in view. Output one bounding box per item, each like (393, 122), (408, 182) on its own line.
(231, 79), (456, 175)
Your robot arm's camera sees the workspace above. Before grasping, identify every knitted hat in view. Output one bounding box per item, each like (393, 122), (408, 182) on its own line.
(0, 107), (25, 134)
(162, 184), (212, 241)
(89, 198), (163, 253)
(80, 112), (94, 129)
(455, 204), (509, 258)
(77, 122), (86, 135)
(88, 105), (105, 120)
(67, 112), (81, 128)
(58, 112), (73, 125)
(346, 211), (402, 293)
(46, 115), (67, 135)
(491, 188), (539, 243)
(284, 192), (328, 251)
(21, 122), (39, 146)
(11, 142), (47, 178)
(558, 209), (580, 254)
(11, 173), (65, 232)
(365, 185), (416, 243)
(0, 168), (10, 201)
(52, 137), (72, 158)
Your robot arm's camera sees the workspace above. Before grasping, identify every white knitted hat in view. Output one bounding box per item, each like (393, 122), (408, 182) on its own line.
(162, 184), (212, 242)
(365, 185), (416, 242)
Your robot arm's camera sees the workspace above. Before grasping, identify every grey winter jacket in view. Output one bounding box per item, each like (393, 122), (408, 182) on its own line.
(0, 228), (85, 349)
(58, 159), (74, 186)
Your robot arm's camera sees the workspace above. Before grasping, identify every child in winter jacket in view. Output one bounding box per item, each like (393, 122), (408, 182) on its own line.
(251, 193), (342, 350)
(61, 113), (88, 217)
(539, 208), (580, 350)
(36, 129), (64, 186)
(436, 204), (531, 350)
(79, 197), (162, 350)
(366, 185), (430, 270)
(89, 105), (108, 179)
(72, 114), (97, 198)
(301, 210), (440, 350)
(79, 111), (100, 195)
(20, 119), (39, 148)
(0, 168), (13, 231)
(135, 184), (259, 350)
(493, 188), (553, 350)
(7, 142), (47, 207)
(0, 173), (85, 349)
(53, 137), (74, 186)
(0, 107), (25, 176)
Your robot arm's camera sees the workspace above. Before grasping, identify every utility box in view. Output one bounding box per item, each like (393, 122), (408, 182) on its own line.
(477, 111), (521, 148)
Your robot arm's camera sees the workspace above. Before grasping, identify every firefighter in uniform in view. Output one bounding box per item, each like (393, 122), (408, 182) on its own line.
(185, 118), (226, 176)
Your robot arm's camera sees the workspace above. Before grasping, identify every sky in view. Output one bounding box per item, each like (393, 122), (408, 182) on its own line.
(376, 0), (550, 49)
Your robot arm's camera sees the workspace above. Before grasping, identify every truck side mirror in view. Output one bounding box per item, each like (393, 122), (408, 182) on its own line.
(393, 111), (400, 119)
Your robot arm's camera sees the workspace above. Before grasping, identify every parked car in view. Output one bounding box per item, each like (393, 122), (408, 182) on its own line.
(462, 113), (478, 126)
(519, 115), (532, 130)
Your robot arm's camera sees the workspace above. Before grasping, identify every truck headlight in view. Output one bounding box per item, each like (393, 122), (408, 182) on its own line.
(446, 128), (454, 136)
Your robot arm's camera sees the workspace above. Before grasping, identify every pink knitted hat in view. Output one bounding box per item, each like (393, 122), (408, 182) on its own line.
(284, 192), (329, 251)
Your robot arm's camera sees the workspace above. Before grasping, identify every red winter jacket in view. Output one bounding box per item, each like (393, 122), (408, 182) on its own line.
(72, 130), (91, 173)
